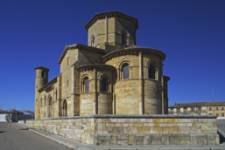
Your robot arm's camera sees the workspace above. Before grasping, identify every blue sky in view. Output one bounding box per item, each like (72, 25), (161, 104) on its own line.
(0, 0), (225, 110)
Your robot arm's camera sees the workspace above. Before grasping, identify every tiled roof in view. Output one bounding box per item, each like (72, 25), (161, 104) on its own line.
(39, 77), (57, 92)
(58, 44), (106, 64)
(85, 11), (138, 30)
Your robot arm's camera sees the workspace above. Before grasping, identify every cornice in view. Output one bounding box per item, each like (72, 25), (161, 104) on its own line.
(76, 64), (116, 72)
(103, 47), (166, 62)
(34, 66), (49, 71)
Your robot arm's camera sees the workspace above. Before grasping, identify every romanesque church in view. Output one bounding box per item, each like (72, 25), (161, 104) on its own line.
(34, 11), (169, 120)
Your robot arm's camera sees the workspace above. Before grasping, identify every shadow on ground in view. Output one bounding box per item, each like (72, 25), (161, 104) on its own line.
(0, 131), (6, 134)
(20, 128), (29, 131)
(217, 119), (225, 144)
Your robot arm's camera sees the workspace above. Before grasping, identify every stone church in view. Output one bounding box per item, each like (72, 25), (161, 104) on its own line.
(34, 11), (169, 120)
(30, 12), (220, 147)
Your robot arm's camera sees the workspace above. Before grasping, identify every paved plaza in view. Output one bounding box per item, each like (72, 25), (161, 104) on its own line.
(0, 123), (69, 150)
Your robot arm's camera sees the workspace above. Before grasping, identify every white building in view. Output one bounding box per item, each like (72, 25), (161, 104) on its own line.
(0, 114), (7, 122)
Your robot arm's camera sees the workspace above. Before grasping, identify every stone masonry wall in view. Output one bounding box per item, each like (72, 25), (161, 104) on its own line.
(95, 116), (219, 145)
(27, 117), (96, 144)
(26, 115), (219, 146)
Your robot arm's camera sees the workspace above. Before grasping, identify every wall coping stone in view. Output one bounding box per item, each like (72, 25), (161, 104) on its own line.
(33, 114), (217, 121)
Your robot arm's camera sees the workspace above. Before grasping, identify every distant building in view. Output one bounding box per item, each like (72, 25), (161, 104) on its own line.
(21, 110), (34, 120)
(169, 101), (225, 117)
(0, 114), (7, 122)
(0, 109), (8, 122)
(0, 109), (34, 122)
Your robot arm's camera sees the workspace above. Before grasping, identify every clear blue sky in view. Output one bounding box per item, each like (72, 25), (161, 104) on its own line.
(0, 0), (225, 110)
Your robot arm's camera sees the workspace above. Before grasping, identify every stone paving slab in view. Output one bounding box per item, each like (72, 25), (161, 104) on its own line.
(0, 123), (70, 150)
(29, 128), (75, 149)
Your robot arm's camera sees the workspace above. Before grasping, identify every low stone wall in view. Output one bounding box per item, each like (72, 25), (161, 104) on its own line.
(26, 117), (95, 144)
(26, 115), (219, 145)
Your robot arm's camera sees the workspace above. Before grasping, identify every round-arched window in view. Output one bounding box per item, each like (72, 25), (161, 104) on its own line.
(121, 63), (129, 79)
(83, 77), (89, 93)
(48, 96), (52, 105)
(148, 63), (156, 79)
(48, 96), (52, 118)
(100, 76), (108, 92)
(55, 89), (57, 101)
(90, 35), (95, 46)
(62, 100), (67, 117)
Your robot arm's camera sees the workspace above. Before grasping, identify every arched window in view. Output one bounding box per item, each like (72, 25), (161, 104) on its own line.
(122, 63), (129, 79)
(121, 32), (127, 46)
(62, 100), (67, 116)
(100, 76), (108, 92)
(126, 32), (130, 46)
(90, 35), (95, 46)
(83, 77), (89, 93)
(44, 95), (47, 105)
(148, 63), (156, 79)
(55, 89), (57, 101)
(41, 71), (45, 78)
(48, 96), (52, 118)
(67, 57), (70, 65)
(40, 98), (43, 106)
